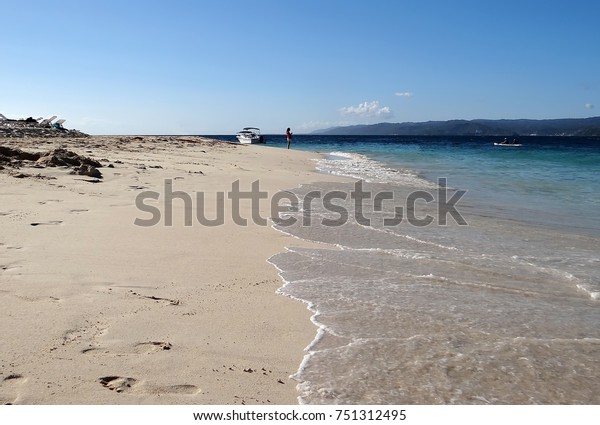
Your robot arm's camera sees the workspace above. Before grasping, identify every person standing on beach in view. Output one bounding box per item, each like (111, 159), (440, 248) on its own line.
(286, 128), (292, 149)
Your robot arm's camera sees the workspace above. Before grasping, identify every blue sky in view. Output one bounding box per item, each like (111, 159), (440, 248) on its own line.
(1, 0), (598, 135)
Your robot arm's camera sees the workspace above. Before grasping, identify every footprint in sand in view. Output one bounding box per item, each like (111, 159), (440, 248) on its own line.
(69, 209), (89, 214)
(99, 376), (138, 393)
(0, 262), (21, 272)
(133, 341), (173, 354)
(30, 220), (63, 227)
(129, 290), (180, 306)
(59, 322), (109, 351)
(0, 374), (27, 405)
(38, 200), (64, 205)
(98, 376), (199, 395)
(82, 341), (172, 356)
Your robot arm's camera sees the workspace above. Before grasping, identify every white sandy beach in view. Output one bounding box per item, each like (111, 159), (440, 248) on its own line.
(0, 136), (339, 404)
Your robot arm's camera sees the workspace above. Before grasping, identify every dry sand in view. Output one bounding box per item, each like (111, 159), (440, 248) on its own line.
(0, 136), (337, 405)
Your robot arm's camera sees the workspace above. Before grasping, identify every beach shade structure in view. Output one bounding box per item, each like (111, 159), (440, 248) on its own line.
(0, 113), (7, 120)
(38, 116), (58, 126)
(53, 119), (66, 129)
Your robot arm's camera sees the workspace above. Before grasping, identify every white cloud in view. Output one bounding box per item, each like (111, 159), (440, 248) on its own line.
(338, 101), (393, 118)
(585, 103), (595, 109)
(394, 92), (414, 97)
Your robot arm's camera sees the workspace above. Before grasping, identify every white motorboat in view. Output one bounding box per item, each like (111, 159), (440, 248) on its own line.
(494, 142), (522, 147)
(494, 138), (522, 147)
(236, 127), (264, 144)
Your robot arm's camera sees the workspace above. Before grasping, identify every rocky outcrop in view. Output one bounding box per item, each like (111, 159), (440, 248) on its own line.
(0, 146), (102, 178)
(71, 164), (103, 178)
(35, 148), (102, 168)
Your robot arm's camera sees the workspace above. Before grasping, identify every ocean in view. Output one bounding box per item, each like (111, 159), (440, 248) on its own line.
(222, 135), (600, 404)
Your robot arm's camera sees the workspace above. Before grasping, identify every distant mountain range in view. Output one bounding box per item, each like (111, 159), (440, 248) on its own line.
(313, 117), (600, 137)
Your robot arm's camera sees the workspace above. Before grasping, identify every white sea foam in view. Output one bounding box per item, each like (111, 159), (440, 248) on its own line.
(315, 151), (436, 188)
(577, 284), (600, 300)
(270, 212), (600, 403)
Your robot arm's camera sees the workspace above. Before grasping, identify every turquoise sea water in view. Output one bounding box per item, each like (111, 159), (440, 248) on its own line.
(290, 135), (600, 236)
(219, 135), (600, 404)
